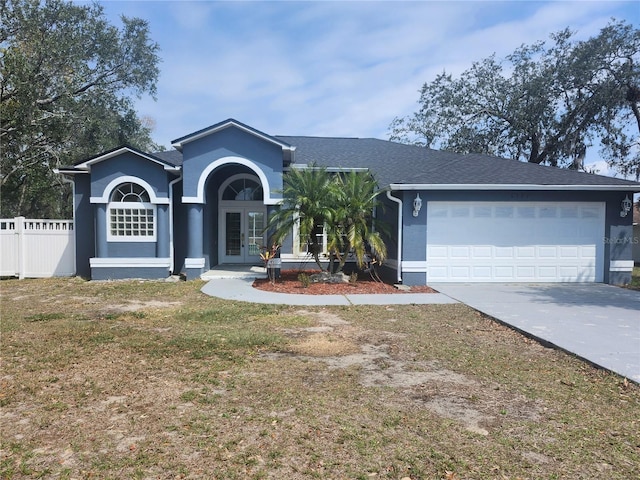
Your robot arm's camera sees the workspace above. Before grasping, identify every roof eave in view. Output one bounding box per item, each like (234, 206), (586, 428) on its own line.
(389, 183), (640, 191)
(74, 146), (176, 171)
(171, 119), (295, 152)
(54, 167), (88, 175)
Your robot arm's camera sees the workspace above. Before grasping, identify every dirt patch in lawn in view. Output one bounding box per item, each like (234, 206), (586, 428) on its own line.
(266, 309), (542, 437)
(2, 278), (638, 480)
(107, 299), (182, 312)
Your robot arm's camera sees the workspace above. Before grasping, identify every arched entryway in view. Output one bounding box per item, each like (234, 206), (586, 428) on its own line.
(218, 174), (266, 264)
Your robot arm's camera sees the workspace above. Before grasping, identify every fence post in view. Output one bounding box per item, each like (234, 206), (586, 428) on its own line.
(16, 216), (25, 279)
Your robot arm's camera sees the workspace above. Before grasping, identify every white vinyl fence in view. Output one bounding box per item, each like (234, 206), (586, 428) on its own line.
(0, 217), (75, 279)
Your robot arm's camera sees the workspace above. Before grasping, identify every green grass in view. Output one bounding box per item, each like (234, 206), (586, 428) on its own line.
(0, 277), (638, 479)
(629, 265), (640, 289)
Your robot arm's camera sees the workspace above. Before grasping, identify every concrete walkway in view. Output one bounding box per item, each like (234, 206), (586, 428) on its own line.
(201, 277), (458, 306)
(431, 283), (640, 383)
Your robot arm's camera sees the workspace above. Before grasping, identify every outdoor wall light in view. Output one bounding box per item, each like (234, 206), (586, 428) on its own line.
(620, 195), (632, 217)
(413, 193), (422, 217)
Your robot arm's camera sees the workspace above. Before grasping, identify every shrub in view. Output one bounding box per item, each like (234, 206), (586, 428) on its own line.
(298, 272), (310, 288)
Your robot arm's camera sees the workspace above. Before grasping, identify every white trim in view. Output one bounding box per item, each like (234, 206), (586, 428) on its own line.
(182, 156), (278, 205)
(292, 216), (328, 257)
(185, 257), (205, 268)
(59, 176), (77, 276)
(90, 176), (170, 204)
(218, 173), (263, 202)
(402, 260), (428, 273)
(75, 147), (176, 171)
(218, 206), (267, 264)
(610, 260), (634, 272)
(172, 120), (295, 152)
(55, 168), (89, 175)
(386, 190), (403, 283)
(280, 253), (315, 260)
(106, 203), (157, 242)
(90, 257), (170, 268)
(389, 183), (640, 192)
(286, 165), (369, 173)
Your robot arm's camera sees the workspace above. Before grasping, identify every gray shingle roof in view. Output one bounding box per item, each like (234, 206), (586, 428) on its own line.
(151, 135), (639, 189)
(275, 136), (640, 189)
(153, 149), (183, 167)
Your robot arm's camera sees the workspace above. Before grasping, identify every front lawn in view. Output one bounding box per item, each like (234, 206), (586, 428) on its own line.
(629, 265), (640, 290)
(1, 278), (638, 479)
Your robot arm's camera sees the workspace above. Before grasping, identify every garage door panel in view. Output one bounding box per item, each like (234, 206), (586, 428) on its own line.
(515, 246), (535, 258)
(559, 266), (582, 281)
(495, 266), (515, 279)
(516, 266), (536, 279)
(472, 246), (492, 258)
(559, 246), (579, 258)
(537, 266), (558, 280)
(450, 266), (470, 280)
(426, 201), (604, 283)
(538, 246), (557, 257)
(428, 246), (448, 259)
(429, 266), (448, 278)
(495, 247), (514, 258)
(472, 266), (492, 279)
(451, 246), (471, 258)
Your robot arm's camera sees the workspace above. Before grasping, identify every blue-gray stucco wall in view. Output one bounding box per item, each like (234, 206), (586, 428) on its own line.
(180, 126), (284, 201)
(74, 175), (94, 279)
(399, 189), (636, 285)
(173, 181), (188, 274)
(91, 152), (170, 200)
(106, 242), (156, 257)
(91, 266), (170, 281)
(72, 151), (178, 280)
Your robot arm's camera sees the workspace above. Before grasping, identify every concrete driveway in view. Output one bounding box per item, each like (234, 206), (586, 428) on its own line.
(430, 283), (640, 383)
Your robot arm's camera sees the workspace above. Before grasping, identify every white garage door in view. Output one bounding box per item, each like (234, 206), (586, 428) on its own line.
(427, 202), (605, 282)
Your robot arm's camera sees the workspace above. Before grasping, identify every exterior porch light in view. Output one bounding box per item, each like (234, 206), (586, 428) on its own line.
(620, 195), (632, 217)
(412, 193), (422, 217)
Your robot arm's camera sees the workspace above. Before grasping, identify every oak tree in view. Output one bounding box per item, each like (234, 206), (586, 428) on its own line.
(1, 0), (161, 217)
(390, 20), (640, 178)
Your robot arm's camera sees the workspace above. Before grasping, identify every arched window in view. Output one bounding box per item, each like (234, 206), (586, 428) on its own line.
(107, 182), (156, 241)
(221, 177), (263, 201)
(111, 183), (151, 202)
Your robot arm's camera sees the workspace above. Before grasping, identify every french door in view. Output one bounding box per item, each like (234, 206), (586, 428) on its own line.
(220, 207), (266, 264)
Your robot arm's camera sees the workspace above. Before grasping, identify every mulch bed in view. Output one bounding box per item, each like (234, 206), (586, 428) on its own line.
(253, 269), (436, 295)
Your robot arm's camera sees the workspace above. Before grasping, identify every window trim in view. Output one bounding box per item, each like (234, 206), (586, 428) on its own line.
(219, 173), (263, 202)
(293, 215), (327, 257)
(107, 201), (157, 243)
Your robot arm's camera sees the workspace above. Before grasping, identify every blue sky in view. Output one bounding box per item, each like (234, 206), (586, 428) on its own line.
(96, 0), (638, 175)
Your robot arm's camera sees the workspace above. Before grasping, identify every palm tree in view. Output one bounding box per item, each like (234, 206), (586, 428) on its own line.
(266, 165), (334, 270)
(327, 170), (388, 273)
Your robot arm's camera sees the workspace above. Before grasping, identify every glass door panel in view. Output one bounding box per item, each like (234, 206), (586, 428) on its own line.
(247, 211), (265, 257)
(221, 208), (266, 263)
(225, 212), (241, 256)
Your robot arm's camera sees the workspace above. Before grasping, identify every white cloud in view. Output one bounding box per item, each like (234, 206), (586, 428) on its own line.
(101, 0), (639, 178)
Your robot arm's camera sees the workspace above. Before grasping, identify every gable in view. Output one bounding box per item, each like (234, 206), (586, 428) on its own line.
(89, 150), (173, 202)
(172, 118), (294, 158)
(71, 146), (180, 172)
(177, 124), (288, 204)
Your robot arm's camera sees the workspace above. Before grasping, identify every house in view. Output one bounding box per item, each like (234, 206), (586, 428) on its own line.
(634, 204), (640, 265)
(57, 118), (640, 285)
